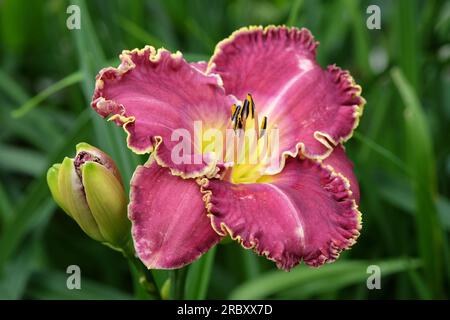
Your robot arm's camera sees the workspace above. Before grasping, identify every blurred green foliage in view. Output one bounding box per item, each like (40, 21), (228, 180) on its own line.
(0, 0), (449, 299)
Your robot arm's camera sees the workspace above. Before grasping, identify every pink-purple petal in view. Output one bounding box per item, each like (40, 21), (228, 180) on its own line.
(92, 46), (234, 178)
(209, 26), (365, 168)
(190, 61), (208, 73)
(200, 156), (361, 270)
(129, 158), (221, 269)
(322, 145), (360, 204)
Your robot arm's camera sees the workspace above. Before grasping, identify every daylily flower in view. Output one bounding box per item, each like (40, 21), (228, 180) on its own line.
(47, 143), (130, 250)
(91, 26), (365, 270)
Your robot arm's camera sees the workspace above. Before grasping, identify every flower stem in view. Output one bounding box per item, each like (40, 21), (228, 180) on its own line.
(123, 239), (161, 300)
(171, 267), (188, 300)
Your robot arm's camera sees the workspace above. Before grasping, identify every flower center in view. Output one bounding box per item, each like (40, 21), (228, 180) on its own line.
(227, 94), (273, 184)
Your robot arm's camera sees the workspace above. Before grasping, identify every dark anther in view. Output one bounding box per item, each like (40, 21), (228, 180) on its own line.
(231, 105), (241, 122)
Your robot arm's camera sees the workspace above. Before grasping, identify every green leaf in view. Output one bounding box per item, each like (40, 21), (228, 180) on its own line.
(118, 17), (165, 48)
(71, 0), (140, 187)
(0, 111), (91, 273)
(394, 0), (420, 91)
(353, 132), (407, 174)
(378, 176), (450, 231)
(229, 258), (421, 299)
(0, 243), (38, 299)
(391, 67), (445, 297)
(11, 72), (83, 118)
(0, 182), (13, 225)
(0, 144), (46, 177)
(286, 0), (304, 26)
(27, 270), (132, 300)
(0, 70), (28, 104)
(345, 0), (372, 78)
(185, 246), (216, 299)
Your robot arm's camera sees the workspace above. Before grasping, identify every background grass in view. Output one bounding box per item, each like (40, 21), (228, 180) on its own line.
(0, 0), (449, 299)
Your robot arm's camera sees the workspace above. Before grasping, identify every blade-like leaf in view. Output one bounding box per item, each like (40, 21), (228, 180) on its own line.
(391, 67), (445, 298)
(185, 247), (216, 300)
(229, 258), (421, 299)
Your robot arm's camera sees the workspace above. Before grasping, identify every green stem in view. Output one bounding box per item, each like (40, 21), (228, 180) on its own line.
(171, 267), (188, 300)
(123, 240), (161, 300)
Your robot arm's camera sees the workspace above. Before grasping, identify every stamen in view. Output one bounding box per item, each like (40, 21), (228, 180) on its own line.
(242, 99), (249, 119)
(229, 95), (268, 141)
(231, 104), (237, 119)
(231, 105), (241, 122)
(260, 116), (267, 138)
(234, 105), (244, 131)
(241, 102), (249, 131)
(237, 117), (243, 129)
(227, 95), (274, 183)
(247, 94), (255, 119)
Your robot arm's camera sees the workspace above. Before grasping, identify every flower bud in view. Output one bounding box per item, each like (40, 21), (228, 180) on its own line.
(47, 142), (130, 249)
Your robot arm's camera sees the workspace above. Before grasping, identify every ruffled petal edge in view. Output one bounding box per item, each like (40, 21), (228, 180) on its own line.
(197, 157), (362, 269)
(208, 25), (366, 167)
(91, 46), (229, 179)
